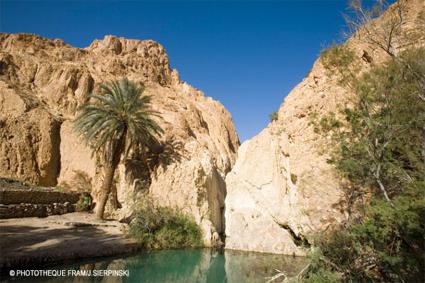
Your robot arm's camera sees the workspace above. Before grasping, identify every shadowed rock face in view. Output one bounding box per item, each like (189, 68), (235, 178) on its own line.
(0, 33), (239, 246)
(225, 0), (425, 254)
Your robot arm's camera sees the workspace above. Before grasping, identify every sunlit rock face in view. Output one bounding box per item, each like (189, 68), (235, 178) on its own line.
(225, 0), (425, 254)
(0, 33), (239, 246)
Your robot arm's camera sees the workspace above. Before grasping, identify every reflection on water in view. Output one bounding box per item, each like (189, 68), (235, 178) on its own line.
(3, 249), (307, 283)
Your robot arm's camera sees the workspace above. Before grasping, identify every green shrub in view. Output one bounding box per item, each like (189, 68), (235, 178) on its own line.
(318, 112), (342, 133)
(320, 44), (356, 70)
(307, 186), (425, 282)
(320, 44), (359, 86)
(269, 111), (278, 122)
(75, 192), (92, 212)
(300, 47), (425, 282)
(334, 48), (425, 199)
(302, 268), (340, 283)
(288, 248), (341, 283)
(129, 204), (202, 249)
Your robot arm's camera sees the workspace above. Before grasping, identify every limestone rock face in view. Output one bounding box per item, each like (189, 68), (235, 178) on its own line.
(0, 33), (239, 246)
(225, 0), (425, 254)
(0, 83), (61, 186)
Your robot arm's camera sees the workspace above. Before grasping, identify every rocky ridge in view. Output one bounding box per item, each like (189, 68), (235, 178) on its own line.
(0, 33), (239, 246)
(225, 0), (425, 255)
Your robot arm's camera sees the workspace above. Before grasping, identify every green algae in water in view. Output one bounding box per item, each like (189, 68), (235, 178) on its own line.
(3, 249), (307, 283)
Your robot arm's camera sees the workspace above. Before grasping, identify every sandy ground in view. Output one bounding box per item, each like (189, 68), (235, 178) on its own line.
(0, 212), (140, 271)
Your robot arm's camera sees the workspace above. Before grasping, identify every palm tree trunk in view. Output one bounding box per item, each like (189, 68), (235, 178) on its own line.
(95, 131), (126, 220)
(96, 164), (117, 219)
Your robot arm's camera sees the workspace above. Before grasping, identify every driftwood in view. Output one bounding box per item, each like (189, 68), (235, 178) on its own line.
(265, 269), (287, 283)
(265, 263), (311, 283)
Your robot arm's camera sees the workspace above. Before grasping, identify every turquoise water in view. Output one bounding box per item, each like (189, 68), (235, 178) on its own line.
(4, 249), (306, 283)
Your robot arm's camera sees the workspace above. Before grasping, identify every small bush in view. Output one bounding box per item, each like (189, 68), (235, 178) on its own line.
(309, 111), (342, 135)
(75, 192), (92, 212)
(320, 44), (359, 86)
(269, 111), (278, 122)
(129, 204), (202, 249)
(288, 248), (341, 283)
(320, 44), (356, 70)
(318, 112), (342, 133)
(301, 186), (425, 282)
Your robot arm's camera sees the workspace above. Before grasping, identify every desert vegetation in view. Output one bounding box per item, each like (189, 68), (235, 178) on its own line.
(129, 201), (202, 249)
(74, 78), (163, 219)
(289, 1), (425, 282)
(300, 45), (425, 283)
(269, 111), (279, 122)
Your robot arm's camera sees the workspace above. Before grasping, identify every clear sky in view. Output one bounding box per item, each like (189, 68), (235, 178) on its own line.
(1, 0), (359, 141)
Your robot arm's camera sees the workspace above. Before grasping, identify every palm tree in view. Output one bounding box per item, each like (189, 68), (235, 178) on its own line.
(74, 78), (163, 219)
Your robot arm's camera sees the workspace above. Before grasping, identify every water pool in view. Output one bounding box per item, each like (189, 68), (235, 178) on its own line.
(4, 249), (306, 283)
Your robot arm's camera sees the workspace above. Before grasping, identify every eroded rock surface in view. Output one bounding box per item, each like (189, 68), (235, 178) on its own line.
(225, 0), (425, 254)
(0, 33), (239, 246)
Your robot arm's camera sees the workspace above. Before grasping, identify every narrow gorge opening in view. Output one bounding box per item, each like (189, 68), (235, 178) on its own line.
(207, 167), (227, 245)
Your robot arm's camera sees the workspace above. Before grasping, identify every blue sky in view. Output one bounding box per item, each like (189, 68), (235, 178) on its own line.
(1, 0), (357, 141)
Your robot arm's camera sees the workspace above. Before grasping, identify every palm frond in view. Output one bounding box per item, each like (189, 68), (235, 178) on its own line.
(73, 78), (163, 162)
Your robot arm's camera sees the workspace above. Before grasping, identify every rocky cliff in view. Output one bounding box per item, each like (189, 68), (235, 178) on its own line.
(225, 0), (425, 255)
(0, 33), (239, 246)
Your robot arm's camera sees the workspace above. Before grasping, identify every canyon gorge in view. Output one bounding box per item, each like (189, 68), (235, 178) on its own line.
(0, 0), (424, 255)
